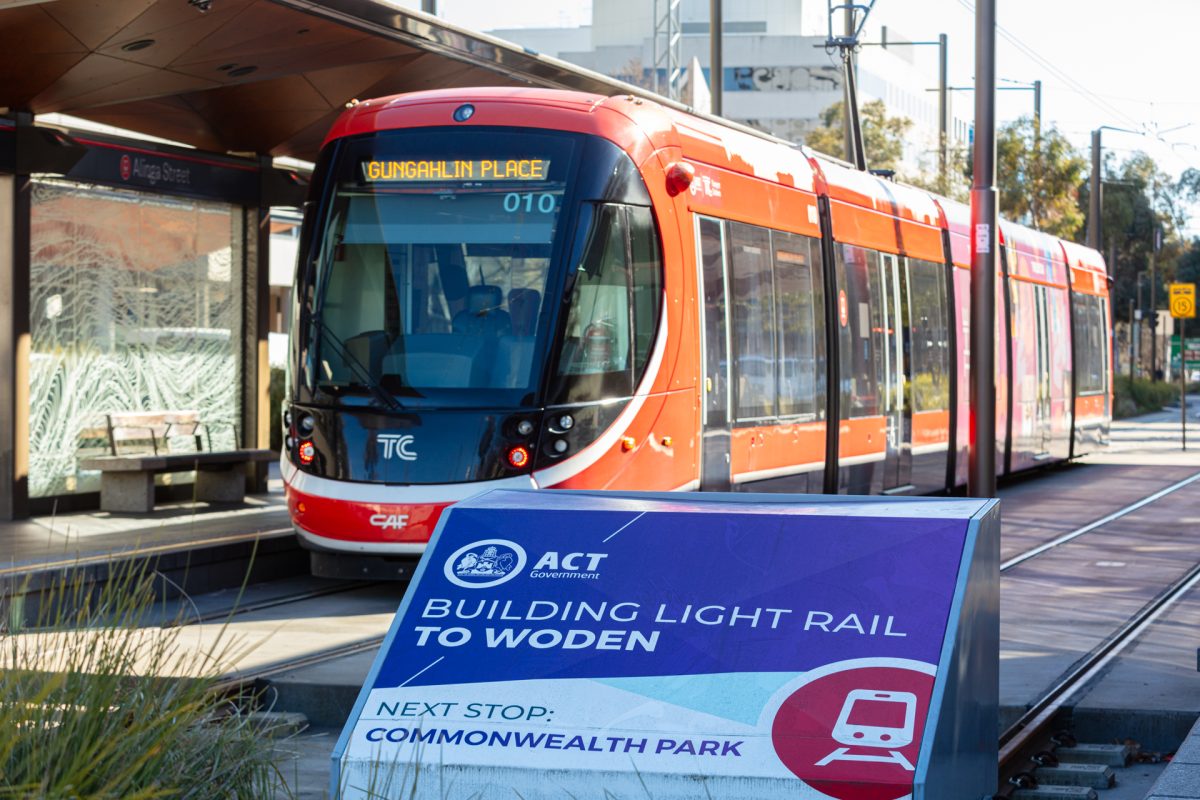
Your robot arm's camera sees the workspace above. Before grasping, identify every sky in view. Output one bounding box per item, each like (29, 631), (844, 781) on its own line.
(396, 0), (1200, 234)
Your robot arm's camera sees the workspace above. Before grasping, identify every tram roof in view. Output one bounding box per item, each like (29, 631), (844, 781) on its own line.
(0, 0), (747, 162)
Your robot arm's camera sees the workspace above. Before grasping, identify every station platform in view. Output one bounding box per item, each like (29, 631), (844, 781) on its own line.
(0, 466), (301, 597)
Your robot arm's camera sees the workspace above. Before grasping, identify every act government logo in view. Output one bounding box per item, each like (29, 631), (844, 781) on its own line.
(444, 539), (526, 589)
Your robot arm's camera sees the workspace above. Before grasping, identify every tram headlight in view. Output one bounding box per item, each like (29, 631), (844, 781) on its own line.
(517, 419), (534, 436)
(285, 435), (294, 451)
(552, 439), (569, 454)
(283, 408), (292, 428)
(298, 414), (315, 435)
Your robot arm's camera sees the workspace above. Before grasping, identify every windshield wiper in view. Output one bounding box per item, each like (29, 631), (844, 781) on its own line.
(312, 316), (403, 412)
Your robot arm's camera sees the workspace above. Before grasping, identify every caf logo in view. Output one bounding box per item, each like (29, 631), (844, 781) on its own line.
(443, 539), (526, 589)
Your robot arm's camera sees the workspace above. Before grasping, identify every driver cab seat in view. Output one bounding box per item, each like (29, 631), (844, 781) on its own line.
(452, 285), (512, 337)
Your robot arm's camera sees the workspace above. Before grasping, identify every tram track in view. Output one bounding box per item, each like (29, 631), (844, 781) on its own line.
(999, 467), (1200, 573)
(994, 468), (1200, 794)
(995, 558), (1200, 795)
(161, 579), (385, 628)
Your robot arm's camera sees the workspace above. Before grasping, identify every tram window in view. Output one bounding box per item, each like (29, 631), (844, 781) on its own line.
(835, 245), (881, 418)
(629, 206), (663, 377)
(908, 259), (950, 412)
(729, 222), (777, 420)
(1075, 294), (1106, 395)
(557, 204), (632, 379)
(773, 231), (825, 419)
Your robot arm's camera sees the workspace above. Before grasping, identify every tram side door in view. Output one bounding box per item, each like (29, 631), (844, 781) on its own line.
(1034, 286), (1052, 455)
(697, 217), (732, 491)
(879, 253), (913, 492)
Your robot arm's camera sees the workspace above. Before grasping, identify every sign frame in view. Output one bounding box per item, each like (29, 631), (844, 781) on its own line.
(331, 490), (1000, 799)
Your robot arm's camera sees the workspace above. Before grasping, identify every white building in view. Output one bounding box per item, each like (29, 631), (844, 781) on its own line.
(490, 0), (971, 174)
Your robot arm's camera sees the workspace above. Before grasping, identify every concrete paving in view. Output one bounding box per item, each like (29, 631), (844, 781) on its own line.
(1149, 724), (1200, 798)
(0, 464), (290, 576)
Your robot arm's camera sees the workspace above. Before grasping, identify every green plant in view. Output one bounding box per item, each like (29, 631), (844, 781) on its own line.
(1113, 374), (1177, 418)
(0, 561), (290, 799)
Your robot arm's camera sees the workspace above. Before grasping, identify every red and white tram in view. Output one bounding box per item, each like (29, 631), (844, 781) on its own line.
(281, 87), (1111, 578)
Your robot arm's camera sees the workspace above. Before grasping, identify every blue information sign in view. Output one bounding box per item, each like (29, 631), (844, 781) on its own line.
(333, 490), (998, 799)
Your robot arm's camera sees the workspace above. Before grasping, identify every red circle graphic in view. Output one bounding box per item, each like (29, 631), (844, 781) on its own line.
(771, 665), (934, 800)
(119, 154), (132, 181)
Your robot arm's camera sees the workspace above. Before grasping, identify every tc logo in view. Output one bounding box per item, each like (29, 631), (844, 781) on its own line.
(369, 513), (409, 530)
(444, 539), (527, 589)
(119, 154), (132, 181)
(378, 433), (416, 461)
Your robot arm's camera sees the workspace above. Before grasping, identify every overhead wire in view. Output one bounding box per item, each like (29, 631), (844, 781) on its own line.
(954, 0), (1200, 173)
(953, 0), (1144, 131)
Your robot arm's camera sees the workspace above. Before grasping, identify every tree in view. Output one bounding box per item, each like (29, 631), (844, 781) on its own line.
(995, 116), (1088, 240)
(1081, 151), (1192, 314)
(905, 140), (970, 203)
(804, 100), (912, 174)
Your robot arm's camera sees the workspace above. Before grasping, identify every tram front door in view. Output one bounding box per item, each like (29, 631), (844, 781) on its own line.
(697, 217), (731, 491)
(878, 253), (913, 492)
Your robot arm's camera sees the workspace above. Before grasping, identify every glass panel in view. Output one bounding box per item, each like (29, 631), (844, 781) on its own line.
(698, 217), (728, 423)
(312, 129), (577, 407)
(773, 231), (825, 419)
(556, 204), (632, 379)
(837, 245), (881, 418)
(728, 222), (776, 421)
(628, 206), (662, 379)
(908, 259), (950, 412)
(29, 180), (243, 498)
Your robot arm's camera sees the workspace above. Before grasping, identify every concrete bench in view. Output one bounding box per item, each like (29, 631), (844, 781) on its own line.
(77, 411), (276, 513)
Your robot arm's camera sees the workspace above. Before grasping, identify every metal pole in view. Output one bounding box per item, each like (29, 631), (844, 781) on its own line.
(710, 0), (722, 115)
(1128, 299), (1135, 384)
(1087, 129), (1102, 250)
(1151, 248), (1158, 380)
(1182, 316), (1187, 451)
(1030, 79), (1041, 229)
(969, 0), (998, 498)
(938, 33), (949, 191)
(841, 6), (857, 165)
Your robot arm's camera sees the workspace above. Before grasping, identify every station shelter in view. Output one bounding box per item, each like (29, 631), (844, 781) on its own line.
(0, 0), (641, 518)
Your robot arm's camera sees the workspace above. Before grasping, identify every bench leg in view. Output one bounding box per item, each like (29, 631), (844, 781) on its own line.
(100, 472), (155, 513)
(196, 468), (245, 504)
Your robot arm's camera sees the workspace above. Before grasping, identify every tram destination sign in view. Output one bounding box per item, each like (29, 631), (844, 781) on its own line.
(333, 490), (999, 800)
(361, 158), (550, 182)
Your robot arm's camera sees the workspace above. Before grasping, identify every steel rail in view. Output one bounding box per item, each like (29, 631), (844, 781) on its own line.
(1000, 469), (1200, 572)
(212, 634), (388, 696)
(996, 559), (1200, 792)
(162, 580), (383, 628)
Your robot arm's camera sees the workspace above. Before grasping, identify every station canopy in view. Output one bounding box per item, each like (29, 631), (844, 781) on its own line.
(0, 0), (643, 161)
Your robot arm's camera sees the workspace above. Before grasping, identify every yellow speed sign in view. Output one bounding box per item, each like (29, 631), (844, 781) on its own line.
(1170, 283), (1196, 319)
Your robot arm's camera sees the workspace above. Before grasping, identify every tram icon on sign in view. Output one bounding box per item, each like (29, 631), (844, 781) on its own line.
(815, 689), (917, 771)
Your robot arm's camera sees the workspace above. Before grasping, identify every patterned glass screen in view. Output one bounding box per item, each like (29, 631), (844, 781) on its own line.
(29, 180), (244, 497)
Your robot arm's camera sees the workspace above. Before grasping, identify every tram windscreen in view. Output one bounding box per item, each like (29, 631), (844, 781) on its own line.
(308, 130), (577, 406)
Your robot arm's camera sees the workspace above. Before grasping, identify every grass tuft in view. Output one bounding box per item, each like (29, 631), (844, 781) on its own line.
(0, 558), (290, 799)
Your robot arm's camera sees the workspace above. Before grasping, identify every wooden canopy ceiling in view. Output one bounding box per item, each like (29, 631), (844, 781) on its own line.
(0, 0), (633, 160)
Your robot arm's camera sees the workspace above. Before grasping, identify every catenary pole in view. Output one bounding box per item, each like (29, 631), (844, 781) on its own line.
(938, 34), (949, 189)
(841, 6), (857, 164)
(969, 0), (998, 498)
(710, 0), (722, 115)
(1088, 130), (1102, 250)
